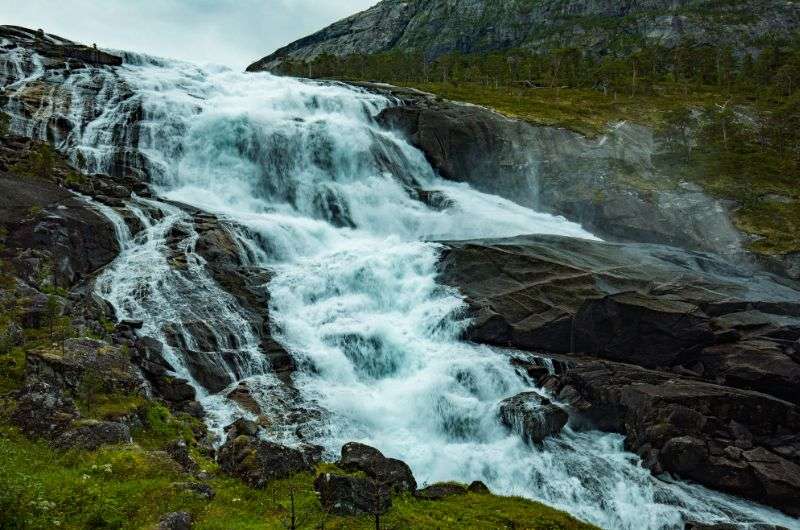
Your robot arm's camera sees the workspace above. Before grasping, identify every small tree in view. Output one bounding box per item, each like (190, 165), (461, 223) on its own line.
(45, 295), (60, 337)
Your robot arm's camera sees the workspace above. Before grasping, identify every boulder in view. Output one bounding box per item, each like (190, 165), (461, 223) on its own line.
(338, 442), (417, 493)
(414, 482), (468, 500)
(10, 381), (78, 439)
(164, 439), (198, 474)
(54, 420), (130, 450)
(158, 512), (192, 530)
(314, 473), (391, 516)
(153, 375), (196, 404)
(224, 418), (260, 438)
(498, 392), (568, 443)
(218, 434), (313, 488)
(467, 480), (491, 494)
(226, 382), (262, 415)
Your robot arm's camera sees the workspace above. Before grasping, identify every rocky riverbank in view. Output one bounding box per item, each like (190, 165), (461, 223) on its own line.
(438, 234), (800, 516)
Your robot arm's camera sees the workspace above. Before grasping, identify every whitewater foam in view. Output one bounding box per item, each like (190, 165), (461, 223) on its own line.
(3, 45), (798, 529)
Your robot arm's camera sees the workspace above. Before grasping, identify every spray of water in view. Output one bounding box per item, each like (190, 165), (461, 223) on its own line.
(2, 42), (797, 529)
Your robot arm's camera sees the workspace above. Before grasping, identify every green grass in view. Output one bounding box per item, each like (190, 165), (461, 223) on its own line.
(0, 423), (597, 530)
(401, 81), (724, 137)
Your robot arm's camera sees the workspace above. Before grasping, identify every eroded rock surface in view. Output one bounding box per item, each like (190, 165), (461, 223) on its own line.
(440, 235), (800, 405)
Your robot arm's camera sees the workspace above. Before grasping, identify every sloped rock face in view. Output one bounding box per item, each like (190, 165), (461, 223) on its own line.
(376, 95), (744, 260)
(26, 338), (144, 395)
(439, 235), (800, 405)
(548, 359), (800, 516)
(10, 381), (80, 439)
(54, 419), (131, 450)
(0, 26), (144, 179)
(0, 137), (121, 287)
(248, 0), (800, 70)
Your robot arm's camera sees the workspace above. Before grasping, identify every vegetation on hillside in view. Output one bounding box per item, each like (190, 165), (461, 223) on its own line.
(276, 44), (800, 255)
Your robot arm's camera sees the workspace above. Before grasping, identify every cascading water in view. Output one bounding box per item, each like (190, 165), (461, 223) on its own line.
(3, 42), (799, 529)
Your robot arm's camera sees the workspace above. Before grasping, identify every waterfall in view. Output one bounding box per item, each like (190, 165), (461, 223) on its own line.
(2, 42), (798, 530)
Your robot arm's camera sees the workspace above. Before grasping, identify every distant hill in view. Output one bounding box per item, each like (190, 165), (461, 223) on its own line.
(247, 0), (800, 72)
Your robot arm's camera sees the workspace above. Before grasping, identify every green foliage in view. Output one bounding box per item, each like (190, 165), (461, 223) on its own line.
(0, 422), (597, 530)
(11, 143), (57, 180)
(0, 112), (10, 137)
(64, 171), (88, 188)
(132, 403), (197, 449)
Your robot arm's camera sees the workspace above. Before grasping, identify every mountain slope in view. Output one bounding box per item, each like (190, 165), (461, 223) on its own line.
(247, 0), (800, 71)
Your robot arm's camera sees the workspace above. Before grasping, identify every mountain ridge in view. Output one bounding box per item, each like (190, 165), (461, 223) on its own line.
(248, 0), (800, 72)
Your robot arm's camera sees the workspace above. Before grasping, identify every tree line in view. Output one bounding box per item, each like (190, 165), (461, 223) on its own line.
(275, 42), (800, 98)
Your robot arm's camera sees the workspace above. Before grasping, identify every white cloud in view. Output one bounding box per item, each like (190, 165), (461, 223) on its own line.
(0, 0), (376, 69)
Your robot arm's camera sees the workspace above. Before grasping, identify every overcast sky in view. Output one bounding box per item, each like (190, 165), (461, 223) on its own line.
(0, 0), (376, 69)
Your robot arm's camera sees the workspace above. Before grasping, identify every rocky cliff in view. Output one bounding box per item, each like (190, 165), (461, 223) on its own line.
(248, 0), (800, 71)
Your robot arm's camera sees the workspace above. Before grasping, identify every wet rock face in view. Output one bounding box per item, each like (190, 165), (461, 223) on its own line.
(1, 27), (145, 179)
(439, 235), (800, 405)
(1, 26), (122, 67)
(0, 138), (121, 287)
(551, 358), (800, 516)
(338, 442), (417, 493)
(377, 98), (744, 260)
(498, 392), (568, 444)
(314, 473), (391, 516)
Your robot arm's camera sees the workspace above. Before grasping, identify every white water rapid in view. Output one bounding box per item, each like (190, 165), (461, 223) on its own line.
(3, 46), (799, 529)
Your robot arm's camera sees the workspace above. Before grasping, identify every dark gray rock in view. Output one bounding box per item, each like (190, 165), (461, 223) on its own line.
(158, 511), (192, 530)
(414, 482), (468, 500)
(439, 235), (800, 404)
(552, 358), (800, 516)
(314, 473), (391, 516)
(10, 380), (78, 439)
(153, 375), (196, 404)
(218, 435), (313, 488)
(173, 482), (215, 500)
(338, 442), (417, 493)
(54, 420), (131, 450)
(498, 392), (568, 444)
